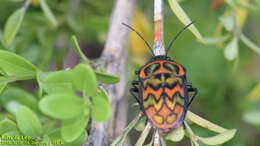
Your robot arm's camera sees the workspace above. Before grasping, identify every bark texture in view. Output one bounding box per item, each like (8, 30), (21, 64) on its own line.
(85, 0), (137, 145)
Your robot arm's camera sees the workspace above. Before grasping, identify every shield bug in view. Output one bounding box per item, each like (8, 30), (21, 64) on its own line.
(123, 21), (198, 133)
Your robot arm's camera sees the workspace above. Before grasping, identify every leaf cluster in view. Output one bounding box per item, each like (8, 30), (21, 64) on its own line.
(0, 1), (119, 144)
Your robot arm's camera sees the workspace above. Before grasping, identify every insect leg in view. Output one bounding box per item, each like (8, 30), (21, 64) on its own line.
(186, 83), (198, 107)
(130, 80), (141, 104)
(132, 80), (139, 85)
(130, 88), (141, 104)
(186, 82), (192, 88)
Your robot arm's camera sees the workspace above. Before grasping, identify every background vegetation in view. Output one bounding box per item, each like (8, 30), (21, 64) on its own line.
(0, 0), (260, 146)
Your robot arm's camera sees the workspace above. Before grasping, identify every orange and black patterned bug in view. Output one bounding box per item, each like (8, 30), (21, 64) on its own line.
(123, 22), (198, 133)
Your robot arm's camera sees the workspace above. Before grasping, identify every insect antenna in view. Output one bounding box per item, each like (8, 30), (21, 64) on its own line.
(122, 23), (154, 55)
(166, 21), (196, 55)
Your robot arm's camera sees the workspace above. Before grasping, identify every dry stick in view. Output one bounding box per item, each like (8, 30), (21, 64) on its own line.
(153, 0), (165, 145)
(152, 0), (166, 145)
(153, 0), (166, 56)
(84, 0), (137, 146)
(154, 130), (161, 146)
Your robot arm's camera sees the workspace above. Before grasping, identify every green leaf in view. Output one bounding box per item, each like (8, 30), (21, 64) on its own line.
(95, 71), (120, 84)
(0, 86), (39, 115)
(198, 129), (237, 145)
(0, 119), (17, 135)
(16, 106), (43, 137)
(135, 123), (152, 146)
(0, 79), (8, 94)
(0, 67), (7, 76)
(135, 116), (146, 132)
(66, 130), (88, 146)
(1, 130), (22, 146)
(91, 92), (111, 122)
(46, 128), (62, 141)
(39, 0), (58, 27)
(186, 111), (227, 133)
(100, 87), (109, 102)
(247, 84), (260, 100)
(219, 15), (235, 32)
(39, 94), (84, 120)
(240, 33), (260, 55)
(243, 110), (260, 126)
(183, 121), (200, 146)
(36, 70), (46, 97)
(165, 126), (185, 142)
(0, 50), (37, 80)
(0, 75), (17, 85)
(168, 0), (204, 43)
(4, 7), (26, 45)
(45, 128), (88, 146)
(203, 35), (231, 44)
(71, 35), (89, 63)
(72, 64), (97, 96)
(43, 70), (74, 94)
(61, 113), (89, 142)
(224, 37), (239, 61)
(41, 129), (64, 145)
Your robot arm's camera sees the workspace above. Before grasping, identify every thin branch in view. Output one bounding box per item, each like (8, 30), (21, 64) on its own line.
(154, 130), (161, 146)
(153, 0), (166, 56)
(111, 113), (143, 146)
(135, 122), (152, 146)
(85, 0), (137, 145)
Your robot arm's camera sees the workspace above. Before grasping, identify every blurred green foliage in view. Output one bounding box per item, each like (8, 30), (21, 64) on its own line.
(0, 0), (259, 146)
(166, 1), (260, 146)
(131, 0), (260, 145)
(0, 0), (119, 145)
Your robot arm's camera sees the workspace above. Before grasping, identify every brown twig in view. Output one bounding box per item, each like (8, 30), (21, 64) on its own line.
(85, 0), (137, 145)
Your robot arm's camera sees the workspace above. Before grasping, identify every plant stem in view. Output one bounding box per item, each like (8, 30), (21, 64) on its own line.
(184, 121), (199, 146)
(23, 0), (31, 9)
(153, 0), (166, 56)
(119, 113), (143, 145)
(110, 113), (143, 146)
(71, 35), (89, 63)
(154, 130), (160, 146)
(85, 0), (137, 145)
(135, 122), (152, 146)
